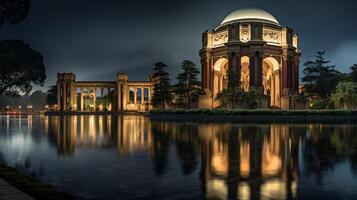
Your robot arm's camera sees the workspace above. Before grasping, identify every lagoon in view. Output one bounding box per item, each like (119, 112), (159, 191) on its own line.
(0, 115), (357, 200)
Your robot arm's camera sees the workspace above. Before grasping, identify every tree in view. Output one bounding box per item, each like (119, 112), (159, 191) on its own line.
(244, 87), (262, 109)
(216, 68), (243, 108)
(351, 64), (357, 83)
(331, 81), (357, 109)
(175, 60), (202, 109)
(0, 40), (46, 96)
(0, 0), (31, 26)
(46, 85), (57, 106)
(302, 51), (343, 100)
(152, 62), (172, 109)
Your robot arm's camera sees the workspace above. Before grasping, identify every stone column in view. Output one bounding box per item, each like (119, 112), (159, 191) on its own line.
(80, 88), (84, 111)
(141, 88), (144, 104)
(63, 82), (67, 111)
(282, 56), (289, 90)
(256, 55), (263, 87)
(235, 55), (241, 85)
(275, 71), (281, 107)
(249, 55), (255, 87)
(118, 85), (121, 112)
(57, 83), (61, 111)
(72, 85), (76, 110)
(271, 74), (275, 106)
(134, 88), (137, 104)
(148, 88), (151, 103)
(93, 88), (96, 110)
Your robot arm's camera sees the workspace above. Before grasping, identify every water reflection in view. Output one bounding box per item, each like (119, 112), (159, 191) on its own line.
(1, 115), (357, 199)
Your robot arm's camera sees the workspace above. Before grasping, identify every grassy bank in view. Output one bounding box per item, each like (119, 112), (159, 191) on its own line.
(149, 108), (357, 115)
(0, 164), (75, 200)
(147, 109), (357, 123)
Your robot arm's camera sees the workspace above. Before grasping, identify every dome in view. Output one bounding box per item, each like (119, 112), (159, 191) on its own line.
(219, 8), (280, 26)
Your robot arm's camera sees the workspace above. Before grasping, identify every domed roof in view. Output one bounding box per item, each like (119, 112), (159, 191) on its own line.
(220, 8), (280, 26)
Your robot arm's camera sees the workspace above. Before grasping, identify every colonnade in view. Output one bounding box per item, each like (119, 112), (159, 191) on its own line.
(56, 73), (154, 112)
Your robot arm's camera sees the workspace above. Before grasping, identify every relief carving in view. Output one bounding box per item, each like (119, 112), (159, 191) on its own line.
(240, 24), (250, 43)
(263, 28), (281, 45)
(213, 31), (228, 47)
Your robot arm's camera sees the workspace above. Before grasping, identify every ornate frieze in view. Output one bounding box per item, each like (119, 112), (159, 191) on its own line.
(263, 28), (281, 45)
(213, 31), (228, 47)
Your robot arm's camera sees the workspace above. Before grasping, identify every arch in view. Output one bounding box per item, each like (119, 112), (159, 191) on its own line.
(136, 88), (142, 104)
(263, 57), (281, 107)
(212, 58), (229, 97)
(213, 58), (228, 71)
(128, 88), (135, 104)
(143, 88), (149, 103)
(263, 57), (280, 71)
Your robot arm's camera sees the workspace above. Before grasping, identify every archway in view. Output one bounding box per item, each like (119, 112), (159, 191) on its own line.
(240, 56), (250, 91)
(262, 57), (280, 107)
(213, 58), (228, 96)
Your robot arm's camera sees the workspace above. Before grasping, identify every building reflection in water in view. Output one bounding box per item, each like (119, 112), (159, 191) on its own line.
(45, 116), (153, 156)
(43, 116), (357, 200)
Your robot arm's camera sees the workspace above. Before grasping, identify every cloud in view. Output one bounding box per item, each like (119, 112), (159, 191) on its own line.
(330, 40), (357, 72)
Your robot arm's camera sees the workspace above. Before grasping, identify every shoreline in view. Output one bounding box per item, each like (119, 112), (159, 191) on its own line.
(44, 111), (144, 116)
(0, 164), (75, 200)
(147, 114), (357, 123)
(147, 109), (357, 123)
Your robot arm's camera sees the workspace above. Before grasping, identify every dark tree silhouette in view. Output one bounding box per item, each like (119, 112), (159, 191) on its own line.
(175, 60), (202, 109)
(46, 85), (57, 106)
(152, 62), (172, 109)
(0, 0), (31, 25)
(0, 40), (46, 95)
(302, 51), (343, 100)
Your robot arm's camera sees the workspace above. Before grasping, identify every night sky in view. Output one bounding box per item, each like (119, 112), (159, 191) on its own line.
(2, 0), (357, 90)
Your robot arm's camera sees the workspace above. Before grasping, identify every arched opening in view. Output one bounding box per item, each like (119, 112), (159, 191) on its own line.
(263, 57), (280, 107)
(129, 88), (135, 104)
(143, 88), (149, 103)
(213, 58), (228, 96)
(240, 56), (250, 92)
(136, 88), (142, 104)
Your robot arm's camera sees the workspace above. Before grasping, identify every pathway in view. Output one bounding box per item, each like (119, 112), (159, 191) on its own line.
(0, 178), (34, 200)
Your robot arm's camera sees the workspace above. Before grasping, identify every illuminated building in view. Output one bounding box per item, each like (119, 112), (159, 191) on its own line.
(200, 8), (301, 109)
(56, 73), (154, 112)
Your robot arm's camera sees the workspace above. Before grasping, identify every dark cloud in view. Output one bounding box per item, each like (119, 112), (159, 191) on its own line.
(1, 0), (357, 90)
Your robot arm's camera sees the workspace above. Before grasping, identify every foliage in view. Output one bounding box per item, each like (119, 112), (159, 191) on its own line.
(0, 0), (31, 26)
(0, 40), (46, 96)
(216, 68), (244, 108)
(331, 81), (357, 109)
(243, 87), (263, 109)
(46, 85), (57, 106)
(152, 62), (172, 109)
(309, 98), (330, 109)
(302, 51), (343, 101)
(175, 60), (203, 109)
(149, 108), (357, 116)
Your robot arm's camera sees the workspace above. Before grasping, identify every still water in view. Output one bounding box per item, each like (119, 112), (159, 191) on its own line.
(0, 115), (357, 200)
